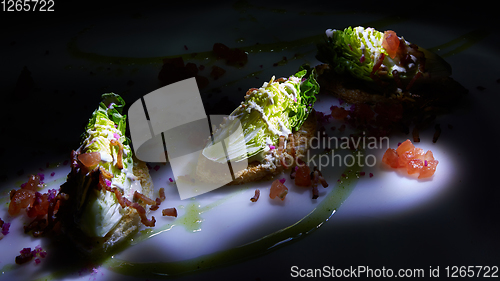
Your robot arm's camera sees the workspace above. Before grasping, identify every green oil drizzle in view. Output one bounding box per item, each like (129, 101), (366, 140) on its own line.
(66, 14), (405, 67)
(100, 165), (361, 278)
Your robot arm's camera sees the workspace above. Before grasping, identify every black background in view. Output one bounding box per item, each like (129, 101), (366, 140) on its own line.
(1, 1), (499, 280)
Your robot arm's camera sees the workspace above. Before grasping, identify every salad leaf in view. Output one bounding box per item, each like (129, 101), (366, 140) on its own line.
(202, 66), (319, 164)
(77, 93), (137, 238)
(316, 26), (451, 89)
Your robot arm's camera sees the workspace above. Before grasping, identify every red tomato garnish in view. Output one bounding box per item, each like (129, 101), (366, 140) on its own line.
(382, 148), (399, 168)
(331, 106), (349, 120)
(295, 165), (311, 187)
(9, 189), (36, 216)
(419, 160), (439, 179)
(270, 179), (288, 200)
(382, 30), (400, 59)
(27, 193), (50, 218)
(398, 147), (424, 168)
(407, 159), (424, 175)
(78, 152), (101, 168)
(396, 139), (414, 156)
(383, 139), (438, 179)
(22, 174), (43, 191)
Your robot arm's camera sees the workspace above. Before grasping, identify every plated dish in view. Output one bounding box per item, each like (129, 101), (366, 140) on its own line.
(1, 3), (498, 281)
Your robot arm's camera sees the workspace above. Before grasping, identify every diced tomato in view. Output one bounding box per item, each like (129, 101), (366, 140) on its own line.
(398, 147), (424, 168)
(331, 106), (349, 120)
(424, 150), (434, 161)
(78, 152), (101, 168)
(384, 139), (439, 179)
(396, 139), (414, 156)
(9, 189), (36, 216)
(419, 160), (439, 179)
(27, 193), (50, 218)
(270, 179), (288, 201)
(382, 30), (400, 59)
(407, 159), (424, 175)
(382, 148), (399, 168)
(295, 165), (311, 187)
(22, 174), (42, 191)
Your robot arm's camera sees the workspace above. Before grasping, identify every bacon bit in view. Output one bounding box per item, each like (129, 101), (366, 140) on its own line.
(113, 188), (126, 208)
(134, 191), (156, 205)
(277, 135), (285, 155)
(250, 189), (260, 202)
(77, 152), (101, 168)
(245, 88), (258, 97)
(24, 216), (47, 237)
(286, 134), (296, 158)
(312, 185), (319, 199)
(150, 198), (162, 211)
(370, 53), (385, 79)
(312, 167), (328, 188)
(109, 139), (124, 169)
(99, 167), (113, 179)
(412, 126), (420, 143)
(406, 71), (422, 90)
(47, 193), (67, 230)
(131, 202), (156, 227)
(97, 170), (113, 192)
(162, 208), (178, 217)
(159, 188), (166, 201)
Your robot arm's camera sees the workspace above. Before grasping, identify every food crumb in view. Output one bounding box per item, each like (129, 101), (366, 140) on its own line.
(162, 208), (178, 217)
(250, 189), (260, 202)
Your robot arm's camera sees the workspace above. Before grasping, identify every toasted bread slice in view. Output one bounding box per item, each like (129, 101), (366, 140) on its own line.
(196, 112), (317, 185)
(101, 158), (153, 251)
(316, 64), (467, 109)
